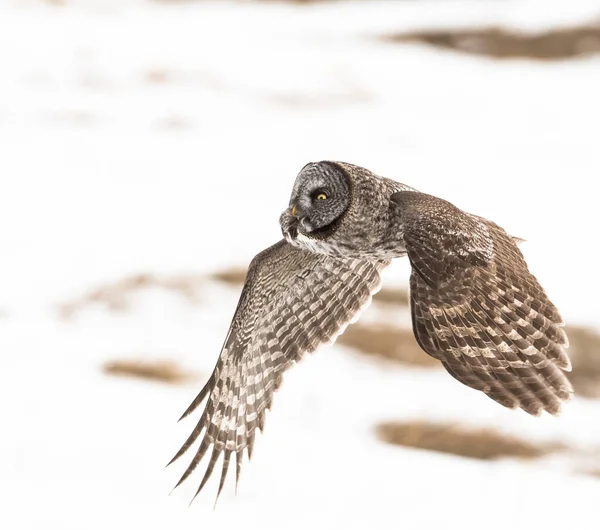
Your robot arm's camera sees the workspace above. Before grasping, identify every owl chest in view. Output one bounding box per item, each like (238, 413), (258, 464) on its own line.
(295, 226), (405, 260)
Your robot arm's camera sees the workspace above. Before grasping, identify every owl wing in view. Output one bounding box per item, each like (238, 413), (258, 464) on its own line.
(169, 240), (389, 501)
(390, 191), (573, 415)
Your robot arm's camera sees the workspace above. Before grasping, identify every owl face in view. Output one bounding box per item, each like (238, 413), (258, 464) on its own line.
(280, 162), (350, 242)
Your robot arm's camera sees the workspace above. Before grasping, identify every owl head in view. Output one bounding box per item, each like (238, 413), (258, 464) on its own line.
(279, 161), (351, 243)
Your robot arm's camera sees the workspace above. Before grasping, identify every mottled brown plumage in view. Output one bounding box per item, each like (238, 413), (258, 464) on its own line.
(169, 240), (388, 501)
(393, 192), (571, 415)
(169, 161), (572, 503)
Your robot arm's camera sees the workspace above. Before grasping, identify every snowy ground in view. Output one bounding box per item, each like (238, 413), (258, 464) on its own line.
(2, 1), (600, 529)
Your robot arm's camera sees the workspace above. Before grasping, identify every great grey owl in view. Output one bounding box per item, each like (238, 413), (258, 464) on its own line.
(168, 161), (572, 501)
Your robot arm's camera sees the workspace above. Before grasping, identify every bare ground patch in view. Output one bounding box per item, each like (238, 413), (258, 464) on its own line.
(338, 323), (438, 367)
(386, 25), (600, 60)
(144, 69), (170, 84)
(155, 115), (193, 130)
(59, 265), (251, 319)
(58, 273), (205, 319)
(372, 286), (409, 308)
(565, 325), (600, 399)
(102, 358), (199, 385)
(376, 420), (563, 460)
(210, 266), (248, 287)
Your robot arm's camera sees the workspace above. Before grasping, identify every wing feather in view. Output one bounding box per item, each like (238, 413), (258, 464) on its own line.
(392, 191), (573, 416)
(169, 240), (388, 501)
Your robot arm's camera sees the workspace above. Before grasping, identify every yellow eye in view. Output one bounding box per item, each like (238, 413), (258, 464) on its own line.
(316, 193), (327, 201)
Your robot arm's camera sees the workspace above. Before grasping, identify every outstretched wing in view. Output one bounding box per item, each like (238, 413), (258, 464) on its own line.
(169, 240), (389, 501)
(391, 191), (573, 416)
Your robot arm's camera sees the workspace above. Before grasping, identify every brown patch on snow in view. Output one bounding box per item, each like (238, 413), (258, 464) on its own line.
(58, 273), (205, 319)
(387, 25), (600, 60)
(376, 420), (564, 460)
(338, 323), (438, 367)
(102, 358), (199, 385)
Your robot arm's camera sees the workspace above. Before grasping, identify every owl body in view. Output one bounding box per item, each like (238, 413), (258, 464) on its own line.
(171, 160), (572, 503)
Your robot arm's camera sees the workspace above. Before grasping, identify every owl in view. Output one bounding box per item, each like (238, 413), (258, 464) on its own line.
(168, 161), (572, 502)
